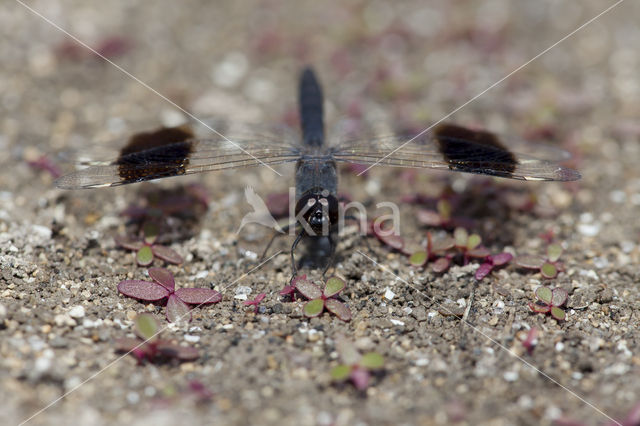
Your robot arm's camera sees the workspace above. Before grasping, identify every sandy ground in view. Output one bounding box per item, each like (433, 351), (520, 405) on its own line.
(2, 1), (640, 425)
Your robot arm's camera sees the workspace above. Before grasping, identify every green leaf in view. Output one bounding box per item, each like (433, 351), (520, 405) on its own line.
(409, 251), (428, 267)
(134, 313), (159, 341)
(303, 299), (324, 317)
(454, 227), (468, 247)
(547, 244), (563, 262)
(330, 364), (352, 381)
(324, 276), (345, 298)
(550, 306), (566, 321)
(436, 199), (451, 220)
(360, 352), (385, 370)
(540, 262), (558, 279)
(467, 234), (482, 250)
(136, 245), (154, 266)
(143, 222), (159, 245)
(535, 287), (553, 304)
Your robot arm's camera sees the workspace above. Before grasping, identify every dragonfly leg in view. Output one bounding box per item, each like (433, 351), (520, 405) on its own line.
(290, 232), (304, 279)
(261, 223), (292, 260)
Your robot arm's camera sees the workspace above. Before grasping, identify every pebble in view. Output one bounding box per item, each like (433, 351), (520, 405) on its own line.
(503, 371), (519, 382)
(184, 334), (200, 343)
(390, 319), (405, 326)
(577, 223), (601, 237)
(50, 337), (68, 348)
(411, 306), (427, 321)
(68, 305), (85, 318)
(383, 287), (395, 301)
(212, 52), (248, 88)
(54, 314), (76, 327)
(31, 225), (52, 241)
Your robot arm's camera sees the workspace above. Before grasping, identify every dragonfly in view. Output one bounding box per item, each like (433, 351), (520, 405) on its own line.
(56, 67), (580, 276)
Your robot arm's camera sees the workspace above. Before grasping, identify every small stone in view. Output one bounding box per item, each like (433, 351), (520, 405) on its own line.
(411, 306), (427, 321)
(577, 223), (601, 237)
(54, 314), (76, 327)
(68, 305), (85, 318)
(503, 371), (519, 382)
(597, 288), (614, 303)
(383, 287), (395, 301)
(184, 334), (200, 343)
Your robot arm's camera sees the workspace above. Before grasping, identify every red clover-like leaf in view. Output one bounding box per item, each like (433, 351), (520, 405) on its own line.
(540, 262), (558, 278)
(114, 234), (143, 251)
(547, 243), (563, 262)
(323, 277), (345, 298)
(377, 233), (404, 251)
(515, 255), (546, 269)
(142, 222), (159, 245)
(148, 267), (175, 291)
(535, 287), (553, 304)
(432, 257), (451, 273)
(550, 306), (566, 321)
(360, 352), (384, 369)
(115, 337), (145, 354)
(528, 302), (551, 313)
(134, 313), (159, 341)
(118, 280), (169, 301)
(454, 228), (468, 247)
(303, 299), (324, 317)
(295, 277), (323, 300)
(151, 245), (184, 264)
(467, 246), (490, 258)
(409, 251), (428, 267)
(432, 236), (455, 253)
(551, 288), (568, 307)
(492, 252), (513, 266)
(175, 288), (222, 305)
(137, 245), (154, 266)
(330, 364), (352, 381)
(416, 209), (441, 226)
(166, 293), (191, 323)
(349, 367), (370, 391)
(466, 234), (482, 250)
(475, 263), (493, 280)
(325, 299), (352, 321)
(156, 341), (200, 360)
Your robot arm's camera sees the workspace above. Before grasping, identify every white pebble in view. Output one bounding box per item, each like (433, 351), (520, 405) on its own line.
(68, 305), (85, 318)
(184, 334), (200, 343)
(577, 223), (601, 237)
(126, 392), (140, 404)
(503, 371), (519, 382)
(31, 225), (52, 240)
(609, 190), (625, 203)
(212, 52), (248, 88)
(383, 287), (395, 301)
(390, 319), (405, 326)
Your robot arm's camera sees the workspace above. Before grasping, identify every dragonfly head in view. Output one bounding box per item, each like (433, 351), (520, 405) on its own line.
(296, 188), (339, 236)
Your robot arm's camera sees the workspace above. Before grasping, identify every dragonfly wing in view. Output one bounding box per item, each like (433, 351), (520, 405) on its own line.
(331, 123), (580, 181)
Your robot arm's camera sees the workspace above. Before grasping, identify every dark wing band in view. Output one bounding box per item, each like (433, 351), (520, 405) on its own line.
(331, 123), (580, 182)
